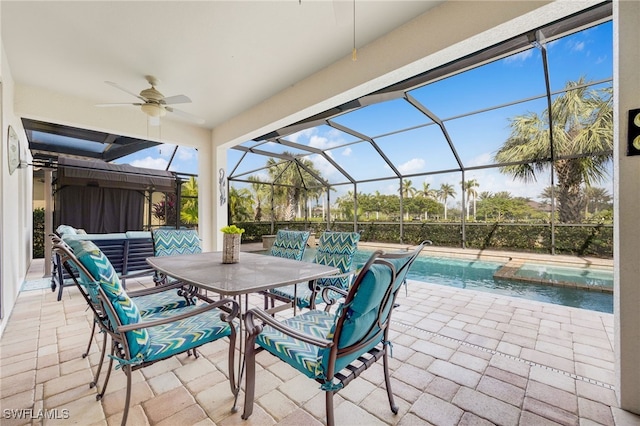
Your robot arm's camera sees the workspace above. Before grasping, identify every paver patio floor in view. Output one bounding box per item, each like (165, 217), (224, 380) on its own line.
(1, 257), (639, 425)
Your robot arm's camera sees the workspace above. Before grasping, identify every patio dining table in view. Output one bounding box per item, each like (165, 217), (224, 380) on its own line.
(146, 250), (339, 410)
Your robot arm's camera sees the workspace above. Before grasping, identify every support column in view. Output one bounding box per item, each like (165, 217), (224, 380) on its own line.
(614, 0), (640, 414)
(213, 146), (228, 251)
(198, 142), (214, 251)
(43, 169), (53, 276)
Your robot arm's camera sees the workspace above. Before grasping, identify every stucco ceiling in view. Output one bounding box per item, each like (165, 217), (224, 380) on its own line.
(1, 1), (442, 130)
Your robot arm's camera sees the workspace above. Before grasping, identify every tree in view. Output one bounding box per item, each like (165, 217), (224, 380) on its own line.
(584, 186), (612, 216)
(400, 179), (417, 198)
(180, 177), (199, 225)
(494, 77), (613, 223)
(417, 181), (437, 219)
(247, 175), (268, 221)
(461, 179), (480, 220)
(437, 183), (456, 220)
(228, 186), (254, 223)
(266, 154), (324, 221)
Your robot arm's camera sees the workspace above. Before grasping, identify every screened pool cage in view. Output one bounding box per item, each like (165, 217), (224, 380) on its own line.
(227, 4), (614, 257)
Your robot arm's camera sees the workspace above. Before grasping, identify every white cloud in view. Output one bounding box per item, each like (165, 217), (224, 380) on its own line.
(342, 147), (352, 156)
(178, 147), (196, 161)
(397, 158), (425, 174)
(130, 156), (169, 170)
(466, 152), (493, 167)
(571, 41), (585, 52)
(288, 128), (316, 143)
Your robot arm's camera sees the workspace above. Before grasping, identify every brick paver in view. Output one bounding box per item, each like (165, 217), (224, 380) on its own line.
(1, 257), (638, 425)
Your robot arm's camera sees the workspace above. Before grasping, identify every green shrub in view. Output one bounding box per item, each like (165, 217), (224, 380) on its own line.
(33, 208), (45, 259)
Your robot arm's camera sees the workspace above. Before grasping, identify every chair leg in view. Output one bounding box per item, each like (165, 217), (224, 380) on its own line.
(83, 319), (98, 359)
(382, 349), (399, 415)
(326, 391), (335, 426)
(90, 329), (108, 389)
(96, 344), (115, 401)
(120, 364), (132, 426)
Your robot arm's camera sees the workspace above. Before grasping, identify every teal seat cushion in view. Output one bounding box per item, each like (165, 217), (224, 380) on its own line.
(256, 310), (336, 379)
(268, 284), (315, 309)
(153, 229), (202, 257)
(135, 291), (192, 315)
(66, 238), (150, 359)
(144, 307), (233, 362)
(270, 230), (310, 260)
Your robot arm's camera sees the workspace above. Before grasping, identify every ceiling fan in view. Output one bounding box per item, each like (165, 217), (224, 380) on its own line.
(96, 75), (205, 125)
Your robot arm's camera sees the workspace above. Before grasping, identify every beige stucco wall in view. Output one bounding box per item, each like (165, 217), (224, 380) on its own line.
(0, 44), (34, 334)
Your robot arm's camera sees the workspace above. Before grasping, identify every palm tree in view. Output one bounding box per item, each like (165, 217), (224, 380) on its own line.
(461, 179), (480, 220)
(228, 186), (254, 223)
(266, 153), (323, 221)
(417, 181), (437, 219)
(437, 183), (456, 220)
(400, 179), (417, 198)
(494, 77), (613, 223)
(584, 186), (612, 216)
(247, 175), (268, 221)
(180, 177), (198, 225)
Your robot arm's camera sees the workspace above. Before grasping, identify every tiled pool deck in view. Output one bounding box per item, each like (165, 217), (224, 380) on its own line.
(1, 250), (638, 425)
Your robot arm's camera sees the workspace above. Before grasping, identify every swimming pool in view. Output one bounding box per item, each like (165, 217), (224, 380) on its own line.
(262, 248), (613, 313)
(350, 250), (613, 313)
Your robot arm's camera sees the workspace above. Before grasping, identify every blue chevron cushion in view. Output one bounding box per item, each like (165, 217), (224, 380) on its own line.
(256, 310), (336, 379)
(314, 232), (360, 289)
(153, 229), (202, 257)
(143, 307), (233, 362)
(135, 291), (191, 315)
(270, 230), (310, 260)
(66, 239), (150, 358)
(269, 231), (360, 308)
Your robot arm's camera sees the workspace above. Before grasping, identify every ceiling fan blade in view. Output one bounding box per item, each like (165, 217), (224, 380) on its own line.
(95, 102), (143, 107)
(105, 81), (146, 102)
(162, 94), (191, 105)
(165, 106), (205, 125)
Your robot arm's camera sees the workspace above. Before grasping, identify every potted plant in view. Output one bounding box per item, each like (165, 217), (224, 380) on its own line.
(220, 225), (244, 263)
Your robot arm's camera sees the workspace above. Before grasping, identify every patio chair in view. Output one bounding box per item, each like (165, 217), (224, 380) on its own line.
(269, 229), (310, 260)
(55, 237), (239, 426)
(151, 228), (202, 287)
(266, 231), (361, 310)
(243, 241), (427, 425)
(52, 235), (197, 360)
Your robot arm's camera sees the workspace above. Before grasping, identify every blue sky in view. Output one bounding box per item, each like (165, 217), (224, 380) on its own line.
(118, 20), (613, 208)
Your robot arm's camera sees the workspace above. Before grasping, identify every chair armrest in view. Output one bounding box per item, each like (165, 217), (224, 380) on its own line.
(245, 308), (333, 348)
(117, 298), (239, 333)
(127, 281), (187, 297)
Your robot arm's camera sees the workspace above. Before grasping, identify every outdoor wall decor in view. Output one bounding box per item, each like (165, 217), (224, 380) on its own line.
(219, 168), (227, 206)
(7, 125), (22, 175)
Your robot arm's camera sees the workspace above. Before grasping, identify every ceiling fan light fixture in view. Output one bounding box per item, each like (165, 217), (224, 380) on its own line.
(141, 103), (166, 118)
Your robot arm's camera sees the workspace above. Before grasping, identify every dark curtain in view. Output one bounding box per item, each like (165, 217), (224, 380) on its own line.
(55, 186), (145, 233)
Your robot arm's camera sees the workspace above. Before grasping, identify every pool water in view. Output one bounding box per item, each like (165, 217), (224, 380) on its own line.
(264, 248), (613, 313)
(515, 263), (613, 289)
(351, 250), (613, 314)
